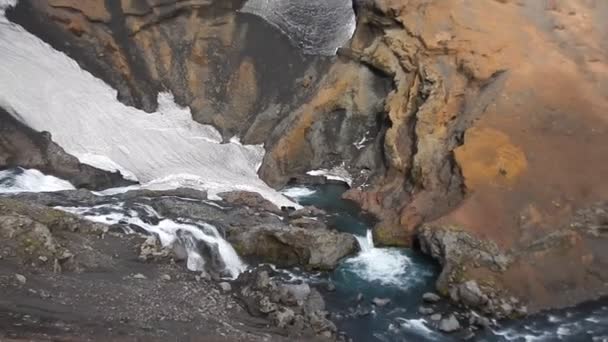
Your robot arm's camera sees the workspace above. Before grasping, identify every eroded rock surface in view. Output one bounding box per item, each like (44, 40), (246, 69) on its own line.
(0, 108), (132, 190)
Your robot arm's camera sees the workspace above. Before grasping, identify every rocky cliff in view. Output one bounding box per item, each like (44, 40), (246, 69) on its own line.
(6, 0), (608, 314)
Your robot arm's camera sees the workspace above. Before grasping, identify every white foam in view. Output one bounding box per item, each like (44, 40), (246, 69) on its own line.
(0, 168), (75, 193)
(395, 317), (436, 338)
(58, 203), (246, 278)
(281, 186), (317, 199)
(0, 5), (295, 209)
(346, 230), (421, 286)
(307, 165), (353, 186)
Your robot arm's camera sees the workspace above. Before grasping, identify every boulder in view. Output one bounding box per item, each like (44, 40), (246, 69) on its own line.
(372, 298), (391, 307)
(423, 292), (441, 303)
(227, 223), (358, 270)
(439, 315), (461, 333)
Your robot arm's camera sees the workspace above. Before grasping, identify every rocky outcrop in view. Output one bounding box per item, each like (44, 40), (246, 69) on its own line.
(8, 187), (358, 271)
(228, 223), (358, 270)
(234, 266), (338, 339)
(0, 107), (132, 190)
(418, 201), (608, 314)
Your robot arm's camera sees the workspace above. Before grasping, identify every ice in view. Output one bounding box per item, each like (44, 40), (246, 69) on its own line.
(0, 3), (295, 209)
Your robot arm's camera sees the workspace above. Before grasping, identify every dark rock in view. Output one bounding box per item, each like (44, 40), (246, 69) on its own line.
(418, 306), (434, 315)
(218, 191), (281, 214)
(219, 282), (232, 293)
(0, 107), (133, 190)
(423, 292), (441, 303)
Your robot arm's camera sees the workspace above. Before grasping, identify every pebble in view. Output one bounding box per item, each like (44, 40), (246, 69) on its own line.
(419, 306), (434, 315)
(439, 314), (461, 333)
(15, 274), (26, 285)
(133, 273), (147, 280)
(372, 297), (391, 307)
(161, 274), (172, 281)
(422, 292), (441, 303)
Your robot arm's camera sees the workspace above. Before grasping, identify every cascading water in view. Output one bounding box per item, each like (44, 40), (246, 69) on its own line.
(58, 203), (246, 279)
(241, 0), (356, 55)
(0, 168), (76, 193)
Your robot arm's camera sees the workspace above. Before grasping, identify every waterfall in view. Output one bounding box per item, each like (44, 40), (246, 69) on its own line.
(59, 202), (246, 279)
(0, 168), (76, 193)
(355, 229), (374, 253)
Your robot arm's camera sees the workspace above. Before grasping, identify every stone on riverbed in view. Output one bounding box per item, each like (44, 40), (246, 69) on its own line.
(228, 223), (358, 270)
(423, 292), (441, 303)
(372, 297), (391, 307)
(439, 314), (461, 333)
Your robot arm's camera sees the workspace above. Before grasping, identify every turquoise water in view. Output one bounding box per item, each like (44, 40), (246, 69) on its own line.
(286, 184), (446, 341)
(284, 184), (608, 342)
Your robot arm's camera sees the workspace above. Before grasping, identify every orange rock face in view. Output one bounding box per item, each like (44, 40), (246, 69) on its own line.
(333, 0), (608, 312)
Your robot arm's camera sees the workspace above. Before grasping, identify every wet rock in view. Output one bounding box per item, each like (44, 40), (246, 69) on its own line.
(439, 314), (461, 333)
(255, 270), (270, 289)
(219, 282), (232, 293)
(418, 306), (434, 315)
(372, 298), (391, 307)
(423, 292), (441, 303)
(281, 283), (311, 303)
(356, 293), (364, 303)
(288, 206), (327, 219)
(228, 222), (358, 270)
(15, 274), (26, 285)
(500, 302), (513, 316)
(0, 108), (133, 191)
(469, 313), (492, 329)
(218, 191), (281, 214)
(430, 313), (442, 321)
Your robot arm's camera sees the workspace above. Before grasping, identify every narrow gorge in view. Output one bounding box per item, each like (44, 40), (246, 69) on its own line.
(0, 0), (607, 341)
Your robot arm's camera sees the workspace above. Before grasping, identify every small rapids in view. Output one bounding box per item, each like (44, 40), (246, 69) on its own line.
(0, 168), (75, 193)
(0, 168), (245, 279)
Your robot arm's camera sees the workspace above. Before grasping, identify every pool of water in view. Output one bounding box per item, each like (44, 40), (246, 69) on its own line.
(284, 184), (446, 341)
(283, 184), (608, 342)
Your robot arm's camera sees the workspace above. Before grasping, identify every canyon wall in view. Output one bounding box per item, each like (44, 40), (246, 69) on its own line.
(5, 0), (608, 313)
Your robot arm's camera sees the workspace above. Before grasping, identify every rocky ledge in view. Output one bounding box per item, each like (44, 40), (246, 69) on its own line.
(0, 188), (358, 340)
